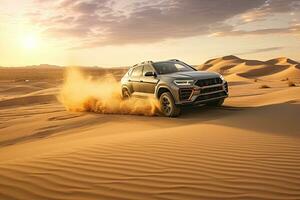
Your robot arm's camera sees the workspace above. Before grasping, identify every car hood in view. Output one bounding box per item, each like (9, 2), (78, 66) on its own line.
(162, 71), (220, 80)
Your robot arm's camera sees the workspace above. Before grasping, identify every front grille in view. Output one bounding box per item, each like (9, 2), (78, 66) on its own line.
(195, 77), (222, 87)
(195, 91), (227, 102)
(201, 86), (223, 94)
(179, 88), (193, 101)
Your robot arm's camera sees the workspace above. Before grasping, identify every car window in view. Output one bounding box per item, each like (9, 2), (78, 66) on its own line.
(143, 65), (154, 76)
(152, 62), (194, 74)
(131, 66), (143, 77)
(127, 68), (133, 76)
(174, 63), (187, 70)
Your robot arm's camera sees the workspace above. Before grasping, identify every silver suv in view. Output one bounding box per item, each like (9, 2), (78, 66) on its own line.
(121, 59), (228, 117)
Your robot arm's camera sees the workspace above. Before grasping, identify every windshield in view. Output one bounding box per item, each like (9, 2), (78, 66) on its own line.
(152, 62), (195, 75)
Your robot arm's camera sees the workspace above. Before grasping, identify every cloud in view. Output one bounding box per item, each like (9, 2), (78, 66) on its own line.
(26, 0), (299, 48)
(212, 24), (300, 36)
(97, 0), (265, 44)
(238, 0), (300, 23)
(236, 46), (284, 56)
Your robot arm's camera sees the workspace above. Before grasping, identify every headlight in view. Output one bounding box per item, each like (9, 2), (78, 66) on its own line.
(220, 75), (225, 81)
(173, 80), (194, 86)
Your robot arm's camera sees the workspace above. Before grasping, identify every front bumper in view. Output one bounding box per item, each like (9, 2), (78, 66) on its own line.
(175, 81), (228, 106)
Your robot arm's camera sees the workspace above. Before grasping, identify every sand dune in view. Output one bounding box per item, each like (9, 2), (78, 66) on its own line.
(199, 55), (300, 82)
(266, 57), (299, 65)
(266, 65), (300, 80)
(200, 55), (244, 72)
(0, 58), (300, 200)
(0, 85), (42, 94)
(0, 94), (56, 109)
(1, 122), (300, 200)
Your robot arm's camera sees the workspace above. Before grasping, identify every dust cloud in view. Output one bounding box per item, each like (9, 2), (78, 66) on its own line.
(58, 68), (160, 116)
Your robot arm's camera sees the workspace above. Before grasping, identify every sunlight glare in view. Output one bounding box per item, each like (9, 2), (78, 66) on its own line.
(22, 34), (39, 50)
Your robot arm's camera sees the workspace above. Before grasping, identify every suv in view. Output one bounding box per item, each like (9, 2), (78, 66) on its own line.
(121, 59), (228, 117)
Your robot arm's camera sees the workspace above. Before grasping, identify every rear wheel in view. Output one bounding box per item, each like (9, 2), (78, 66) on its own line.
(122, 88), (130, 99)
(159, 92), (181, 117)
(206, 98), (224, 107)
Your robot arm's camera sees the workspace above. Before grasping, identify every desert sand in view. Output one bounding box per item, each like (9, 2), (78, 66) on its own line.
(0, 56), (300, 200)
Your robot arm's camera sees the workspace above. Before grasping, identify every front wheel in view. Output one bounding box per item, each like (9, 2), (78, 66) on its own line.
(206, 98), (224, 107)
(159, 92), (181, 117)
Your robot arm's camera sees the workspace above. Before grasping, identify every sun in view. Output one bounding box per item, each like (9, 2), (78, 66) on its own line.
(22, 34), (39, 50)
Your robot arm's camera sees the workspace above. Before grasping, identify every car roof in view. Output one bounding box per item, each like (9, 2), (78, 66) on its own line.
(131, 59), (182, 68)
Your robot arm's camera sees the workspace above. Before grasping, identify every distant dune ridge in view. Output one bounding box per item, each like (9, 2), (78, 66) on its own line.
(198, 55), (300, 82)
(0, 56), (300, 200)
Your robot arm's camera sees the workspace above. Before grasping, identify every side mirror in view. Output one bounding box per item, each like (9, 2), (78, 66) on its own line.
(145, 71), (156, 77)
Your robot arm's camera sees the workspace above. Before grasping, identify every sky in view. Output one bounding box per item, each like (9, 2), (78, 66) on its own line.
(0, 0), (299, 67)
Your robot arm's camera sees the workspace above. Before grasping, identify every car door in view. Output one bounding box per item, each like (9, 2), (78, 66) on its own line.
(140, 64), (158, 94)
(129, 66), (143, 93)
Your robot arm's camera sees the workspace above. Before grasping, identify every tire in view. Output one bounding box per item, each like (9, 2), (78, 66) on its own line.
(122, 88), (130, 99)
(206, 98), (224, 107)
(159, 92), (181, 117)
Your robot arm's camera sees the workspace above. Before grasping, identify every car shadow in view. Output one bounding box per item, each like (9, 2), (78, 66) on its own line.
(179, 101), (300, 137)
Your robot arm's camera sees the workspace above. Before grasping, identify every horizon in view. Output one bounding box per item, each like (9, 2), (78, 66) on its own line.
(0, 54), (299, 68)
(0, 0), (299, 67)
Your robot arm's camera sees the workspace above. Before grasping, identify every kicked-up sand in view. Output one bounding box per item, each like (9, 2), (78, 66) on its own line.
(0, 56), (300, 200)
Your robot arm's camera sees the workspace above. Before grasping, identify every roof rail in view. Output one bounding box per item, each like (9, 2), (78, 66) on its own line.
(131, 60), (153, 68)
(168, 59), (181, 62)
(141, 60), (153, 64)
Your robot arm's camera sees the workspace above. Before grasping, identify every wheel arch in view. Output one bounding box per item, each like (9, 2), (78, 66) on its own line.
(156, 86), (174, 99)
